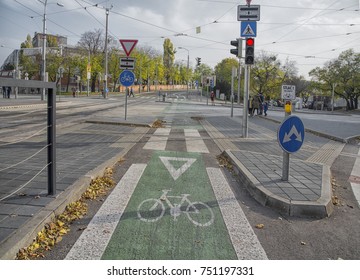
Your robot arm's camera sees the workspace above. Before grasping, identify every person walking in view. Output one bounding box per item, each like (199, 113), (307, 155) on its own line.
(7, 87), (11, 98)
(263, 100), (268, 116)
(248, 96), (253, 116)
(130, 87), (134, 97)
(210, 90), (215, 106)
(252, 94), (259, 115)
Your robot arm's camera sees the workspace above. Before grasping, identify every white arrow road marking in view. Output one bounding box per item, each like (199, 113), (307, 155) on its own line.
(283, 125), (302, 143)
(159, 156), (197, 181)
(65, 164), (147, 260)
(207, 167), (268, 260)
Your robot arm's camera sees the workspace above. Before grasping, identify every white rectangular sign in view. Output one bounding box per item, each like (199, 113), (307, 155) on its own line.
(281, 85), (296, 100)
(120, 57), (136, 70)
(238, 5), (260, 21)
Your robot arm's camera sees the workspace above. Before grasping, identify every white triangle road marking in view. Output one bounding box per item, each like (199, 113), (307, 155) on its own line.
(159, 156), (197, 181)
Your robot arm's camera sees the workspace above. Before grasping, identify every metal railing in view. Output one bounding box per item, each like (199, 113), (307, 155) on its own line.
(0, 78), (56, 196)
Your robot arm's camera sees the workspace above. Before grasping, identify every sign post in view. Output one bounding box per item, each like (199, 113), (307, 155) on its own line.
(119, 70), (135, 120)
(278, 115), (305, 181)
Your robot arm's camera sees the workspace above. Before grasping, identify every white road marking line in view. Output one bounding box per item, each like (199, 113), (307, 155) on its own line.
(154, 128), (171, 136)
(65, 164), (147, 260)
(206, 167), (268, 260)
(143, 136), (168, 150)
(185, 128), (209, 154)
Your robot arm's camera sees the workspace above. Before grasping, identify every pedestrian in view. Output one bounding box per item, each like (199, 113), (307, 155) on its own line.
(130, 87), (134, 97)
(72, 87), (76, 98)
(252, 94), (259, 115)
(7, 87), (11, 98)
(248, 96), (253, 116)
(263, 100), (268, 116)
(2, 86), (6, 98)
(210, 90), (215, 106)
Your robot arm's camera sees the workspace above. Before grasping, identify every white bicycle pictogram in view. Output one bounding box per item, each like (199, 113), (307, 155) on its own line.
(137, 189), (214, 227)
(120, 73), (134, 83)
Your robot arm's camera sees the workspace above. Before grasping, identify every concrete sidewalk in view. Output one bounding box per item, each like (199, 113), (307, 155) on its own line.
(0, 97), (161, 259)
(202, 115), (343, 218)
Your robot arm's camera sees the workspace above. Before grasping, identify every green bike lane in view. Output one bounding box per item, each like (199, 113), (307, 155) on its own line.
(65, 148), (267, 260)
(65, 102), (267, 260)
(103, 150), (235, 260)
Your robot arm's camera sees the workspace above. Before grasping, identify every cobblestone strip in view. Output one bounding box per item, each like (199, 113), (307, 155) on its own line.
(201, 120), (239, 152)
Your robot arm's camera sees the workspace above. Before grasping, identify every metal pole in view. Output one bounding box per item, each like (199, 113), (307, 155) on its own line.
(242, 65), (250, 138)
(187, 51), (189, 94)
(332, 83), (335, 112)
(282, 109), (291, 181)
(48, 87), (56, 195)
(231, 66), (235, 117)
(238, 59), (241, 105)
(104, 8), (109, 99)
(125, 86), (128, 120)
(15, 49), (19, 99)
(87, 51), (90, 96)
(41, 0), (48, 101)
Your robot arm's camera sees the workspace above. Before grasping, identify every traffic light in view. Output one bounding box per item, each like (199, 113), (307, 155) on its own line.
(245, 38), (255, 65)
(230, 38), (242, 57)
(196, 57), (201, 66)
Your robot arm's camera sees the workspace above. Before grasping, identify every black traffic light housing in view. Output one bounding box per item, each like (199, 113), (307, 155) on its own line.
(196, 57), (201, 66)
(230, 38), (242, 58)
(245, 38), (255, 65)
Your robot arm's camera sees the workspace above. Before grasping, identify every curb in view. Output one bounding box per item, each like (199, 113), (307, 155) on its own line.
(223, 150), (334, 219)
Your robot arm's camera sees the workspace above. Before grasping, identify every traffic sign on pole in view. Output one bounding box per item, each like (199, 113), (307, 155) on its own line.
(119, 70), (135, 87)
(119, 39), (138, 56)
(237, 5), (260, 21)
(241, 21), (257, 37)
(278, 116), (305, 154)
(120, 57), (136, 70)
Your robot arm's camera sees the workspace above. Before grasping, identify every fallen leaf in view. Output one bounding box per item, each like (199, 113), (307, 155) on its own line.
(255, 224), (265, 229)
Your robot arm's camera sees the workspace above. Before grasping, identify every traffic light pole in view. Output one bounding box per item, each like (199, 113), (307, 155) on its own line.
(242, 65), (250, 138)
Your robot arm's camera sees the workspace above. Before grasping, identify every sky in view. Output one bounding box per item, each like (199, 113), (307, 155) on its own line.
(0, 0), (360, 79)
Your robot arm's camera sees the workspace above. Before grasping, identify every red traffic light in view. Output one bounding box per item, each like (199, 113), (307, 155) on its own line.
(246, 38), (254, 46)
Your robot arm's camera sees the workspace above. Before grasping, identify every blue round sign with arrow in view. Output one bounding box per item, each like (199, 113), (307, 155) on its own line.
(277, 115), (305, 154)
(119, 70), (135, 87)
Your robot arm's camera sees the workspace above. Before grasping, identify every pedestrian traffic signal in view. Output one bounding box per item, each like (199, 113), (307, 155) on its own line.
(230, 38), (242, 58)
(196, 57), (201, 66)
(245, 38), (255, 64)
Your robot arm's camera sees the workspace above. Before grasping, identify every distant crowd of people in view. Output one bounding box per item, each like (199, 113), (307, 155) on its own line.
(248, 92), (268, 116)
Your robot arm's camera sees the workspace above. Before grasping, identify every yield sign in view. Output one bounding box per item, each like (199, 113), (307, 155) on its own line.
(119, 39), (138, 56)
(159, 156), (196, 181)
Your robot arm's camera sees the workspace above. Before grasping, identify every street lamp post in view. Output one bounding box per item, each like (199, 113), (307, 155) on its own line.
(178, 47), (189, 94)
(40, 0), (64, 101)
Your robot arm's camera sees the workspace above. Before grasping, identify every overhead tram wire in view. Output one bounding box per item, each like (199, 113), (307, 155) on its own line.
(270, 0), (339, 44)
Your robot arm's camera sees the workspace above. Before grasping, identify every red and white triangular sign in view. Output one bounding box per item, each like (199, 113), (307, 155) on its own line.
(119, 39), (138, 56)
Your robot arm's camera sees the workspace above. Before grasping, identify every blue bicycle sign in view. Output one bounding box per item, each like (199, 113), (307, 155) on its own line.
(119, 70), (135, 87)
